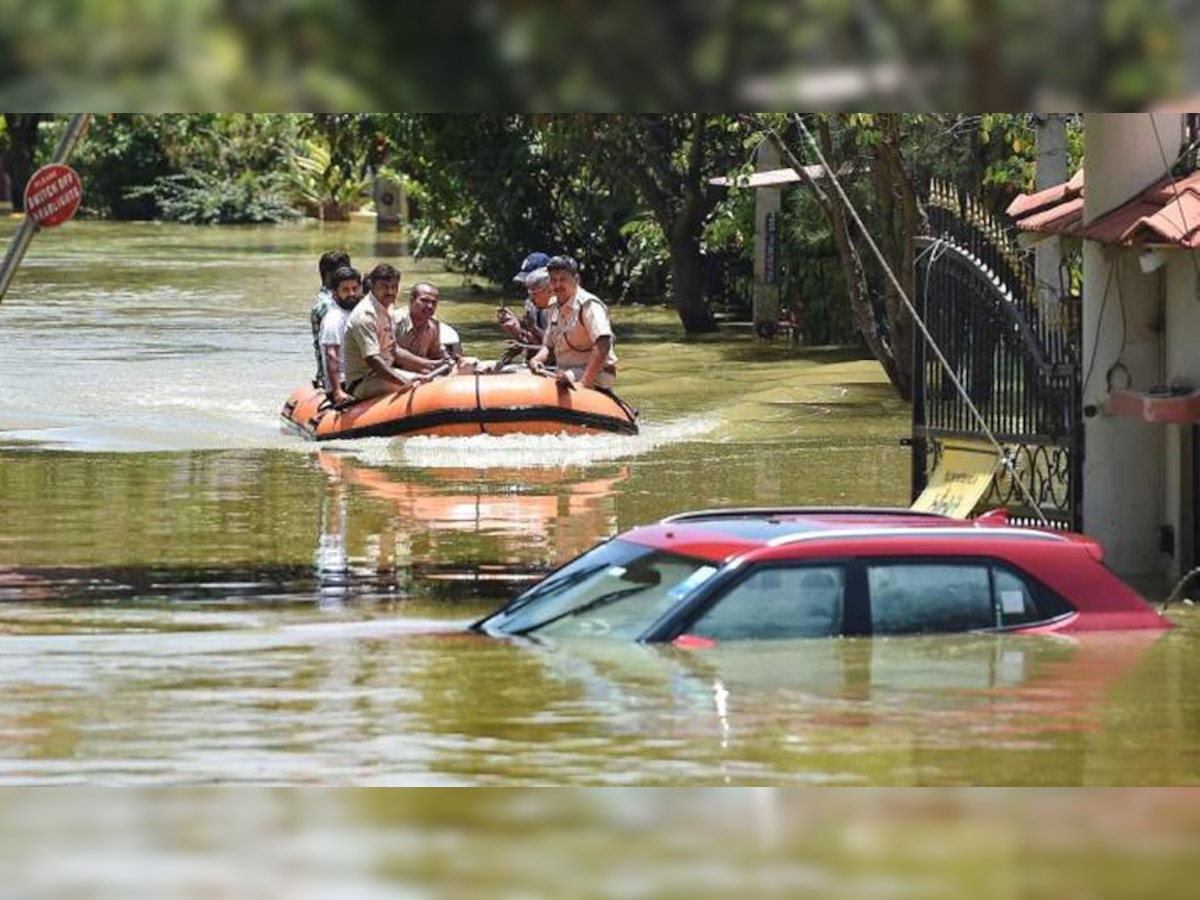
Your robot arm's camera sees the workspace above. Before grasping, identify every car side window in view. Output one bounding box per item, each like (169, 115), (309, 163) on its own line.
(868, 562), (994, 635)
(687, 565), (845, 641)
(992, 567), (1036, 624)
(992, 566), (1073, 627)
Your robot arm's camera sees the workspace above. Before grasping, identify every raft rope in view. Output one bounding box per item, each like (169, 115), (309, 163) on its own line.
(766, 115), (1051, 527)
(473, 368), (488, 435)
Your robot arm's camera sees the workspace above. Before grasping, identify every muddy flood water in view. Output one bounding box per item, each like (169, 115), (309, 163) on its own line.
(0, 219), (1197, 786)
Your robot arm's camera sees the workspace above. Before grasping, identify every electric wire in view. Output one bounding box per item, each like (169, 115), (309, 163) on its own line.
(1163, 565), (1200, 610)
(1080, 263), (1116, 400)
(784, 114), (1051, 526)
(1148, 113), (1200, 288)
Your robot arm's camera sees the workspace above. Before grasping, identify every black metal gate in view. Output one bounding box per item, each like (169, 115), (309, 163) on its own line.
(911, 184), (1083, 529)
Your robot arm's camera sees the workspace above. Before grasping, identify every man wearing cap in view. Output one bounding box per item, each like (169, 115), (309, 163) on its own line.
(528, 255), (618, 390)
(498, 252), (553, 346)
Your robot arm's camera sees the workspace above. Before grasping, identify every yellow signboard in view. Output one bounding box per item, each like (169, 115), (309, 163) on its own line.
(911, 439), (1001, 519)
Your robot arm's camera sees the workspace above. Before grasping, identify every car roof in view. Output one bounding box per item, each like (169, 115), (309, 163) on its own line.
(621, 507), (1076, 563)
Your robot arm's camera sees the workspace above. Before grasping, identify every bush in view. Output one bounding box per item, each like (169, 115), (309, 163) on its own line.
(129, 170), (299, 225)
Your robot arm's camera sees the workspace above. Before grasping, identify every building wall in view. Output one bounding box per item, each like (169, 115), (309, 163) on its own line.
(1082, 247), (1165, 577)
(1081, 114), (1177, 578)
(1164, 254), (1200, 387)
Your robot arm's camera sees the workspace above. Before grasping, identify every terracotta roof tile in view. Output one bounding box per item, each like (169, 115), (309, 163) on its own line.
(1016, 195), (1084, 235)
(1005, 170), (1085, 219)
(1084, 197), (1166, 244)
(1008, 167), (1200, 248)
(1125, 190), (1200, 245)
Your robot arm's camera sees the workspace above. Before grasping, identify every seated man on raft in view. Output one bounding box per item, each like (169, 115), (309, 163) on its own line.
(393, 282), (476, 377)
(340, 263), (421, 402)
(498, 252), (553, 351)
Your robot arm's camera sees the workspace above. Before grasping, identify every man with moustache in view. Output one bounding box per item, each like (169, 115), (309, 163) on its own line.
(528, 255), (617, 390)
(341, 263), (418, 401)
(393, 282), (476, 375)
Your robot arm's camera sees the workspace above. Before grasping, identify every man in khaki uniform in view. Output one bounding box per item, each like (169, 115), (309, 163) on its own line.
(528, 255), (617, 390)
(341, 264), (417, 401)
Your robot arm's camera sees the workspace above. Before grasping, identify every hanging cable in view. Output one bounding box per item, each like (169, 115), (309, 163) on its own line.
(1163, 565), (1200, 610)
(1148, 113), (1200, 294)
(775, 114), (1051, 526)
(1080, 264), (1116, 400)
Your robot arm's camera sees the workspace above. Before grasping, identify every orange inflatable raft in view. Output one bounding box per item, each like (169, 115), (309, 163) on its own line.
(281, 371), (638, 440)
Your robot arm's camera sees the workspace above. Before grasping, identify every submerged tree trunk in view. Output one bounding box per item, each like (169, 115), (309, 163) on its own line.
(667, 166), (717, 332)
(619, 114), (725, 334)
(764, 114), (915, 400)
(669, 229), (716, 332)
(827, 192), (903, 392)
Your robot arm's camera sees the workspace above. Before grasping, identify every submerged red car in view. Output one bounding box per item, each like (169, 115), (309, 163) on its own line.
(473, 507), (1172, 644)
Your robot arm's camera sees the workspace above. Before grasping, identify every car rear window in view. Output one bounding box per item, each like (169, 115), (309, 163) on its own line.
(866, 561), (1072, 635)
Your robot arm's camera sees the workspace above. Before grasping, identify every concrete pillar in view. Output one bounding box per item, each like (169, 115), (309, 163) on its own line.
(752, 141), (782, 332)
(1081, 113), (1178, 577)
(1034, 114), (1069, 326)
(374, 173), (407, 236)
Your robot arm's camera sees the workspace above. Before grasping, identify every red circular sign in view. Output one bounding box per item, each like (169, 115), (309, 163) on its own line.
(24, 164), (83, 228)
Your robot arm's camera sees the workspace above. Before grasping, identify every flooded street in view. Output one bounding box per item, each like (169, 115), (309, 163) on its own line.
(0, 219), (1197, 785)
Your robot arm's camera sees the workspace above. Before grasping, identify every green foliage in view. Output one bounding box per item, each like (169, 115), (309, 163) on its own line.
(777, 188), (854, 344)
(284, 138), (372, 221)
(616, 213), (670, 303)
(18, 112), (1076, 346)
(70, 114), (306, 221)
(0, 113), (47, 208)
(71, 114), (208, 219)
(903, 114), (1082, 206)
(978, 114), (1037, 193)
(373, 114), (642, 297)
(536, 114), (754, 328)
(127, 170), (298, 225)
(702, 184), (753, 253)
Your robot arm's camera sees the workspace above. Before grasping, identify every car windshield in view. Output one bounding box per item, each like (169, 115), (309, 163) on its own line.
(475, 539), (718, 639)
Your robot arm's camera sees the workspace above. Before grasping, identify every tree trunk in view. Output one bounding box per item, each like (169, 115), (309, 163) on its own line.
(764, 116), (904, 391)
(873, 115), (917, 401)
(2, 114), (46, 211)
(626, 115), (722, 334)
(670, 229), (717, 332)
(818, 116), (905, 394)
(828, 199), (903, 390)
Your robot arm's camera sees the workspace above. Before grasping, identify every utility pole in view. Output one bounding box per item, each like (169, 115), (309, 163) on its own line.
(0, 113), (91, 308)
